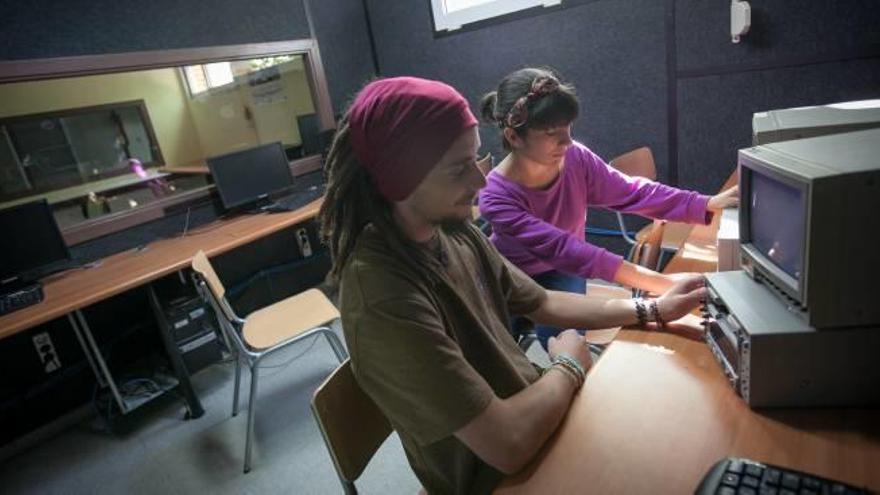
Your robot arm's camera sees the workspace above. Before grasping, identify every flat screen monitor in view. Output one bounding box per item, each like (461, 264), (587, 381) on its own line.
(0, 199), (71, 282)
(207, 142), (293, 210)
(747, 169), (805, 281)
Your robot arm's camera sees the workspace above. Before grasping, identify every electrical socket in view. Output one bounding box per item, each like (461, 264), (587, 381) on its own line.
(296, 228), (313, 257)
(32, 332), (61, 373)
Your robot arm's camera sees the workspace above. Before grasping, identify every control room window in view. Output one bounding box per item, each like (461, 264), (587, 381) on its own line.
(430, 0), (561, 32)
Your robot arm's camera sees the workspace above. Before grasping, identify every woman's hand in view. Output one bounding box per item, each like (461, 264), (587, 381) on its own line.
(708, 185), (739, 210)
(656, 274), (707, 322)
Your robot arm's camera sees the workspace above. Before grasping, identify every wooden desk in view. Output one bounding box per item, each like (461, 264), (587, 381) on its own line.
(498, 171), (880, 493)
(0, 199), (323, 339)
(0, 198), (323, 418)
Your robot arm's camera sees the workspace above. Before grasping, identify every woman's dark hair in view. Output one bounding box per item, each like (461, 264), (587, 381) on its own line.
(479, 67), (579, 150)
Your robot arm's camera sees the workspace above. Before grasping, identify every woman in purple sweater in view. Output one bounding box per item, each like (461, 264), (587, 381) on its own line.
(478, 68), (737, 350)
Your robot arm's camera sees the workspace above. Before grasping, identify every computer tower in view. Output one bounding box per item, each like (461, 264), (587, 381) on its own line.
(703, 271), (880, 408)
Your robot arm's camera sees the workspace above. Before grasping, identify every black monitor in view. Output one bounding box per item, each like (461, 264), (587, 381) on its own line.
(0, 199), (71, 283)
(207, 142), (294, 210)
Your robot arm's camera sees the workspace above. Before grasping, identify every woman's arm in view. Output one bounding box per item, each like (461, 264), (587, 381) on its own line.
(480, 192), (623, 282)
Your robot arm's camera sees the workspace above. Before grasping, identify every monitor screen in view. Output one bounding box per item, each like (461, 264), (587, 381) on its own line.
(748, 169), (805, 280)
(0, 200), (70, 281)
(207, 142), (293, 209)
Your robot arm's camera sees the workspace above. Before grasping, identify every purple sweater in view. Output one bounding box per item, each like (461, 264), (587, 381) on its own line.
(478, 141), (711, 282)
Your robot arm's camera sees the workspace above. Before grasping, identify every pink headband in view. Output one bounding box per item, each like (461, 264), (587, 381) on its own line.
(348, 77), (478, 201)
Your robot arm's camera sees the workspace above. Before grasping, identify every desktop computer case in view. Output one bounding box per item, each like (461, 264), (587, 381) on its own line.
(703, 271), (880, 408)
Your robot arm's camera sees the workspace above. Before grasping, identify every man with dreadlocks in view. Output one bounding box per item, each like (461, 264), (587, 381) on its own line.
(319, 77), (706, 494)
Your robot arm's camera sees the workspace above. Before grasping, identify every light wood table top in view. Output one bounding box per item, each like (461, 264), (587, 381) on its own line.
(497, 331), (880, 494)
(0, 198), (322, 339)
(498, 169), (880, 493)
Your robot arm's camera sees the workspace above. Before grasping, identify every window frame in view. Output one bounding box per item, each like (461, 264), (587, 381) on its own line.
(0, 40), (335, 246)
(430, 0), (562, 32)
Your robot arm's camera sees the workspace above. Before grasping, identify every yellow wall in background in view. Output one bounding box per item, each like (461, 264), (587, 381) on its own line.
(187, 57), (316, 158)
(0, 68), (204, 167)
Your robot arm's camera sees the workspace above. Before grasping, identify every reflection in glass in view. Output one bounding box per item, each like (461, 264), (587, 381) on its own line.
(0, 54), (318, 229)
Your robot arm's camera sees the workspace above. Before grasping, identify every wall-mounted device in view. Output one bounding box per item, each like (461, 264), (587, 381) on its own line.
(730, 1), (751, 43)
(703, 271), (880, 408)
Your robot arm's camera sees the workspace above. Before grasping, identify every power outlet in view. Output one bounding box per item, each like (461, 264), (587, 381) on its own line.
(296, 228), (313, 257)
(32, 332), (61, 373)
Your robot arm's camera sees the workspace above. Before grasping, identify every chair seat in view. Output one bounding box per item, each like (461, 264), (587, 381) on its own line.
(636, 221), (693, 252)
(242, 288), (340, 350)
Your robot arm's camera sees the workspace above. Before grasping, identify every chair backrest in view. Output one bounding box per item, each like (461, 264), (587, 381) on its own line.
(191, 250), (241, 325)
(191, 250), (225, 299)
(476, 152), (493, 177)
(609, 147), (657, 181)
(312, 359), (392, 491)
(632, 219), (666, 271)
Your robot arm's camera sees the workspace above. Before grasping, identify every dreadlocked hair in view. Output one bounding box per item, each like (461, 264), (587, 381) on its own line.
(319, 115), (403, 281)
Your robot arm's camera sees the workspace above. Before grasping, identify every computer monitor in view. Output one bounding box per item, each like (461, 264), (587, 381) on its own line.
(738, 127), (880, 328)
(207, 142), (294, 210)
(752, 99), (880, 145)
(0, 199), (71, 284)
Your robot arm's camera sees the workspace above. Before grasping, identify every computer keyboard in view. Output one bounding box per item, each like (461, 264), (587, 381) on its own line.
(268, 185), (324, 212)
(695, 457), (872, 495)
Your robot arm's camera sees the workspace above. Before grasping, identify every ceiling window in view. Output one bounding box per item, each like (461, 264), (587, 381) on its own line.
(431, 0), (561, 32)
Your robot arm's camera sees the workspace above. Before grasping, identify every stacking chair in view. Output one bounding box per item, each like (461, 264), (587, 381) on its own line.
(607, 147), (690, 269)
(472, 153), (494, 235)
(312, 359), (392, 495)
(190, 250), (347, 473)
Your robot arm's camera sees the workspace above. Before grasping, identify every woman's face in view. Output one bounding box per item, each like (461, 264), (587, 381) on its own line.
(511, 123), (573, 166)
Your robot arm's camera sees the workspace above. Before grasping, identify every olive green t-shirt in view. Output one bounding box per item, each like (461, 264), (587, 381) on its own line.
(340, 223), (547, 494)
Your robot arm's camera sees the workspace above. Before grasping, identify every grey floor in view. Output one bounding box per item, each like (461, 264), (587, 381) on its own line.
(0, 320), (552, 495)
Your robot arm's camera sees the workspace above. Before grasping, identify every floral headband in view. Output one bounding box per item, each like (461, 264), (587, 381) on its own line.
(503, 77), (560, 128)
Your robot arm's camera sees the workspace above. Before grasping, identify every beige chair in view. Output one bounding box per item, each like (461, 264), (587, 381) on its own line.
(608, 147), (690, 268)
(312, 359), (392, 495)
(190, 250), (347, 473)
(473, 153), (495, 233)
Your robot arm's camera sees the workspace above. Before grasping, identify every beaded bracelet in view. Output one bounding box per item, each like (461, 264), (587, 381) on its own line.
(649, 299), (665, 328)
(553, 353), (586, 384)
(547, 364), (581, 388)
(634, 298), (649, 327)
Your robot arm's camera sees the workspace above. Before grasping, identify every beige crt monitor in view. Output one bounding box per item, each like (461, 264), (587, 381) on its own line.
(752, 99), (880, 145)
(738, 127), (880, 329)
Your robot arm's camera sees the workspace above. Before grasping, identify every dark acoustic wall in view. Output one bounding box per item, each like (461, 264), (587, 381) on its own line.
(307, 0), (377, 115)
(364, 0), (880, 203)
(674, 0), (880, 194)
(366, 0), (671, 184)
(0, 0), (311, 59)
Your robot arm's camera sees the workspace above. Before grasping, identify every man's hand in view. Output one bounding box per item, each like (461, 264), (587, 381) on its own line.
(547, 329), (593, 372)
(656, 274), (707, 322)
(708, 185), (739, 210)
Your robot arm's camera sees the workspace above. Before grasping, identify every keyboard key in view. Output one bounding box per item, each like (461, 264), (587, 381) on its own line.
(801, 478), (821, 491)
(781, 473), (800, 490)
(717, 487), (737, 495)
(798, 489), (817, 495)
(743, 476), (760, 488)
(764, 470), (782, 486)
(746, 464), (765, 478)
(759, 487), (777, 495)
(779, 490), (796, 495)
(727, 459), (745, 474)
(738, 488), (757, 495)
(723, 473), (741, 487)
